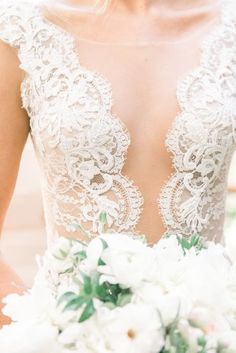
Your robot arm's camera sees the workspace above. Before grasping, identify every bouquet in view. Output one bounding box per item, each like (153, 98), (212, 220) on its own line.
(0, 229), (236, 353)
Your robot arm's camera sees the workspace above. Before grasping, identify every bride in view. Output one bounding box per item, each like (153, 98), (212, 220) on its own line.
(0, 0), (235, 326)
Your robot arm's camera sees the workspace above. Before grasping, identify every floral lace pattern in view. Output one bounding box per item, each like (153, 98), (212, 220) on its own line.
(0, 0), (236, 244)
(159, 1), (236, 241)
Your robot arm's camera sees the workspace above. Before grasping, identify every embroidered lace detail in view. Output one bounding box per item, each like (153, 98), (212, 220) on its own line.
(0, 0), (236, 244)
(158, 0), (236, 241)
(0, 0), (144, 242)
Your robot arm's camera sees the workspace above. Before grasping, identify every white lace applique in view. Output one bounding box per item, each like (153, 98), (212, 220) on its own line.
(0, 0), (236, 244)
(0, 0), (144, 242)
(159, 0), (236, 241)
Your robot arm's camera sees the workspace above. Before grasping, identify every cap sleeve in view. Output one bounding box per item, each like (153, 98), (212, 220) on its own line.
(0, 0), (34, 49)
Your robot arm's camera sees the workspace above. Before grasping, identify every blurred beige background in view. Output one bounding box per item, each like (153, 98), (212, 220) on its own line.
(0, 137), (46, 286)
(1, 137), (236, 286)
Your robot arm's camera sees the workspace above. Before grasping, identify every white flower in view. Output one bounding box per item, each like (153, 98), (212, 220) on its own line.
(73, 315), (112, 353)
(190, 307), (215, 329)
(2, 276), (56, 323)
(70, 240), (85, 256)
(58, 323), (82, 346)
(217, 331), (236, 353)
(178, 319), (205, 353)
(96, 233), (158, 288)
(133, 283), (192, 326)
(82, 236), (105, 274)
(189, 307), (230, 336)
(153, 235), (184, 261)
(51, 237), (72, 260)
(0, 322), (61, 353)
(97, 303), (164, 353)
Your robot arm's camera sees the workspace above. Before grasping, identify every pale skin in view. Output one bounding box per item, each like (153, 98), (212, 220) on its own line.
(0, 0), (221, 325)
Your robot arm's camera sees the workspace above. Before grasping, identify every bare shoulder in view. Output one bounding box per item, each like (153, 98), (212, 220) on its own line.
(0, 40), (23, 88)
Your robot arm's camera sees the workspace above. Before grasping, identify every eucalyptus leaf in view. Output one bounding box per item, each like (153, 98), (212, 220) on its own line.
(81, 272), (93, 294)
(57, 292), (78, 307)
(63, 296), (87, 312)
(79, 299), (96, 323)
(83, 276), (92, 295)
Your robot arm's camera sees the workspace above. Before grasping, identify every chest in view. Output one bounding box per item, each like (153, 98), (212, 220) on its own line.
(72, 40), (203, 150)
(27, 31), (236, 166)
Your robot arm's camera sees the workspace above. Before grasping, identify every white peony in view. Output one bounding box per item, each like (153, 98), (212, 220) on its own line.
(133, 283), (192, 326)
(0, 322), (61, 353)
(2, 276), (56, 323)
(95, 233), (158, 288)
(97, 303), (164, 353)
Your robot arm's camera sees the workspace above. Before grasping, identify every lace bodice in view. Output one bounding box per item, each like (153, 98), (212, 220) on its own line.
(0, 0), (236, 245)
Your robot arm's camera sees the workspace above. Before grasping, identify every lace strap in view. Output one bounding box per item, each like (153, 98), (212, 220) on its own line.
(0, 0), (36, 49)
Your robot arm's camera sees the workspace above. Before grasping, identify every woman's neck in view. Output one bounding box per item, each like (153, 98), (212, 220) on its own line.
(48, 0), (218, 15)
(114, 0), (218, 13)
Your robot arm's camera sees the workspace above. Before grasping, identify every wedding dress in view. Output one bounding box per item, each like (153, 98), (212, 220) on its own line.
(0, 0), (236, 247)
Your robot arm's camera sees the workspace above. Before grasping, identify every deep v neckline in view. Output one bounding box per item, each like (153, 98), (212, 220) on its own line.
(35, 0), (228, 240)
(36, 0), (227, 141)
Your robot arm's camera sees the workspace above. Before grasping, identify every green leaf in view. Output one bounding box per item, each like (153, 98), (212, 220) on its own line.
(169, 326), (188, 353)
(182, 238), (191, 249)
(79, 299), (96, 322)
(81, 272), (93, 295)
(99, 211), (107, 224)
(116, 292), (132, 307)
(100, 238), (109, 250)
(57, 291), (78, 307)
(59, 267), (74, 275)
(74, 250), (87, 261)
(95, 283), (108, 299)
(197, 336), (206, 347)
(190, 234), (200, 246)
(197, 336), (207, 352)
(98, 257), (106, 266)
(63, 296), (87, 311)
